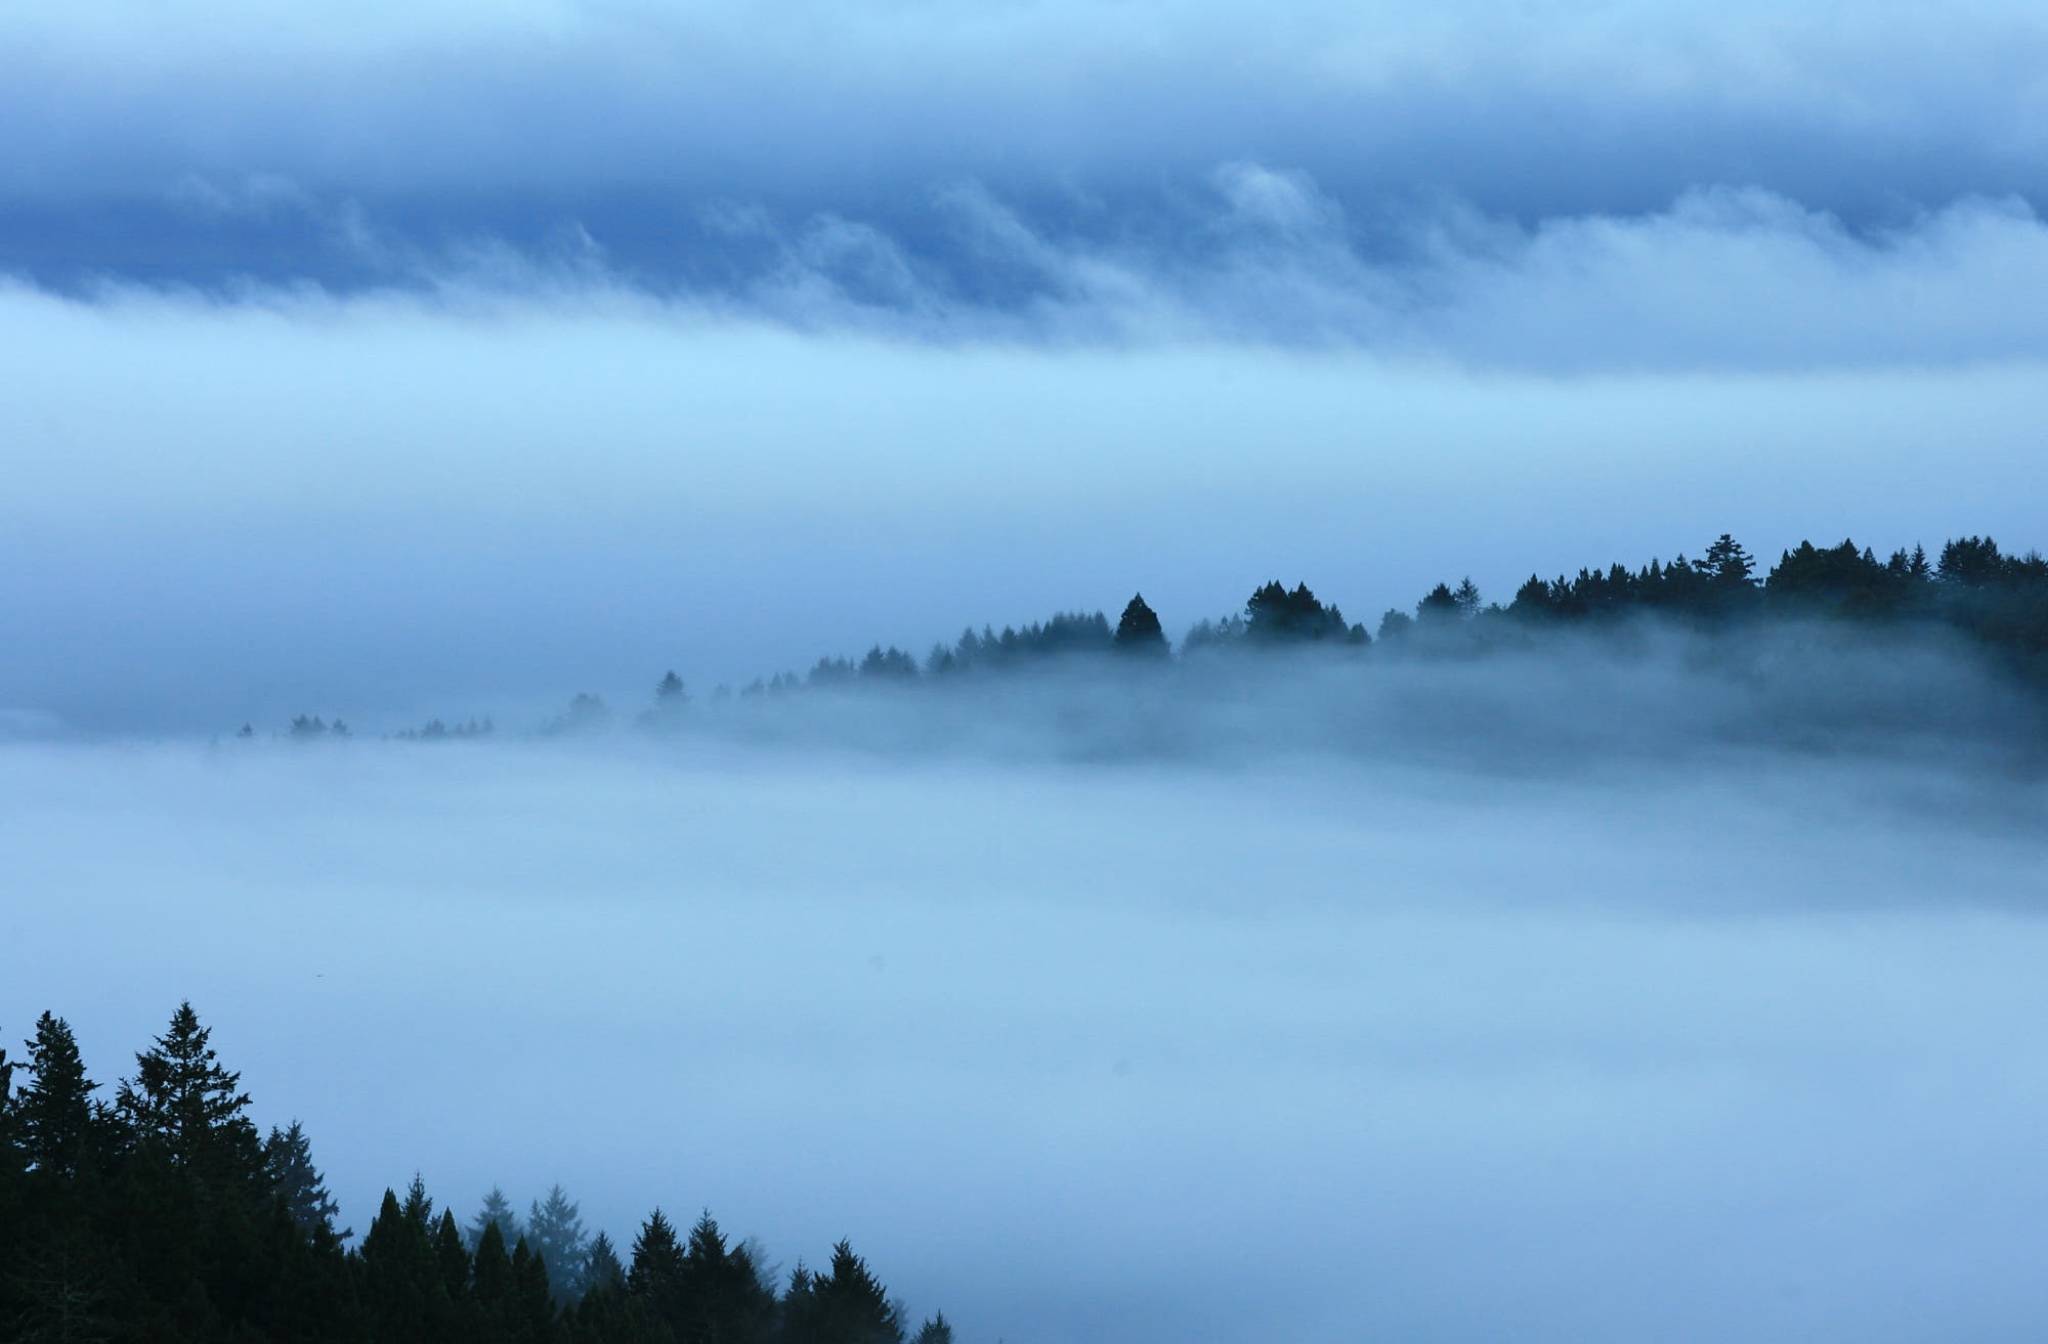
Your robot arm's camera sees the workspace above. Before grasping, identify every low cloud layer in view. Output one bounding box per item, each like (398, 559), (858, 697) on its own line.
(7, 735), (2048, 1341)
(15, 173), (2048, 369)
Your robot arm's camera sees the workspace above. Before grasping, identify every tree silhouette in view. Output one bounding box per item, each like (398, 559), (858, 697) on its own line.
(265, 1119), (347, 1240)
(1114, 594), (1169, 654)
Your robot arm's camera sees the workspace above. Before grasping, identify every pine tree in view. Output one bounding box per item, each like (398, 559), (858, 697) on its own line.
(18, 1012), (100, 1179)
(1415, 583), (1461, 623)
(622, 1204), (688, 1327)
(362, 1187), (440, 1339)
(912, 1311), (954, 1344)
(474, 1219), (514, 1311)
(526, 1183), (590, 1304)
(1113, 594), (1169, 655)
(682, 1210), (776, 1344)
(811, 1240), (904, 1344)
(584, 1231), (626, 1296)
(263, 1120), (345, 1239)
(435, 1209), (471, 1301)
(0, 1033), (19, 1248)
(511, 1237), (558, 1340)
(116, 1002), (261, 1186)
(468, 1184), (524, 1252)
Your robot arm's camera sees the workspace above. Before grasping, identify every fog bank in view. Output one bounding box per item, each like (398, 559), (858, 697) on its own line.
(7, 736), (2048, 1341)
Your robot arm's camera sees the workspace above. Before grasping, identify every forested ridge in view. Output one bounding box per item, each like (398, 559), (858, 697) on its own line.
(256, 531), (2048, 741)
(0, 1006), (953, 1343)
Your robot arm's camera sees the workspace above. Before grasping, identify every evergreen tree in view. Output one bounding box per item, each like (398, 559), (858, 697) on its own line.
(1246, 581), (1350, 642)
(681, 1211), (776, 1344)
(469, 1185), (525, 1252)
(263, 1119), (345, 1239)
(1113, 594), (1169, 654)
(363, 1186), (442, 1339)
(403, 1173), (437, 1230)
(436, 1208), (472, 1301)
(912, 1311), (955, 1344)
(1415, 583), (1462, 623)
(527, 1183), (591, 1304)
(628, 1207), (686, 1322)
(116, 1001), (261, 1187)
(474, 1219), (514, 1311)
(511, 1237), (558, 1340)
(585, 1230), (626, 1296)
(810, 1240), (903, 1344)
(18, 1012), (99, 1179)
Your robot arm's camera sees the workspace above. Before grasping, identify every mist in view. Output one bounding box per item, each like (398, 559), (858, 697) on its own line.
(8, 2), (2048, 1338)
(8, 672), (2048, 1340)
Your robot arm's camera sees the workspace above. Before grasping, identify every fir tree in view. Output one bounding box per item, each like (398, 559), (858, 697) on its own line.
(1114, 594), (1169, 654)
(627, 1206), (686, 1319)
(474, 1219), (514, 1311)
(18, 1013), (100, 1179)
(1415, 582), (1462, 623)
(436, 1209), (472, 1301)
(682, 1210), (776, 1344)
(584, 1230), (626, 1296)
(469, 1185), (524, 1252)
(116, 1002), (261, 1187)
(811, 1240), (904, 1344)
(511, 1237), (558, 1340)
(526, 1183), (590, 1304)
(263, 1119), (345, 1240)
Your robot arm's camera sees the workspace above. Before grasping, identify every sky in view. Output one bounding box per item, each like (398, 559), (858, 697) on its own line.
(3, 0), (2048, 733)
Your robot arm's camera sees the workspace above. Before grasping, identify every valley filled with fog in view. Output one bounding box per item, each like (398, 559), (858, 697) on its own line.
(8, 0), (2048, 1337)
(8, 664), (2047, 1340)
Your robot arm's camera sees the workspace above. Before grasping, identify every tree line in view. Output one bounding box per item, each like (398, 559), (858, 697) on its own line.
(0, 1005), (953, 1343)
(261, 530), (2048, 737)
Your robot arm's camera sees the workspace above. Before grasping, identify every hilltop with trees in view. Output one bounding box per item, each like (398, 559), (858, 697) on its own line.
(270, 531), (2048, 745)
(0, 1005), (955, 1344)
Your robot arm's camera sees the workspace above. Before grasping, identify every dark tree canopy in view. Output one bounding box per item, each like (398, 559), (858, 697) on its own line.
(1114, 593), (1169, 654)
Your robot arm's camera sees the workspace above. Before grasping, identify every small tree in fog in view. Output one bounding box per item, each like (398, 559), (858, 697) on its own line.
(1114, 593), (1169, 655)
(525, 1183), (589, 1303)
(264, 1119), (347, 1239)
(467, 1186), (523, 1254)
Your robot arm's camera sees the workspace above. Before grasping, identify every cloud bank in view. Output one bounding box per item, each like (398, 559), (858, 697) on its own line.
(5, 0), (2048, 370)
(7, 736), (2048, 1341)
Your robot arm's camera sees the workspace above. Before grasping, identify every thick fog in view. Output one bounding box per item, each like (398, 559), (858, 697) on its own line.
(7, 661), (2048, 1340)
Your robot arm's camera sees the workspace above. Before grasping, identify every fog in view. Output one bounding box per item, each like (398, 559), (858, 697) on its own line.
(7, 643), (2048, 1340)
(7, 3), (2048, 1337)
